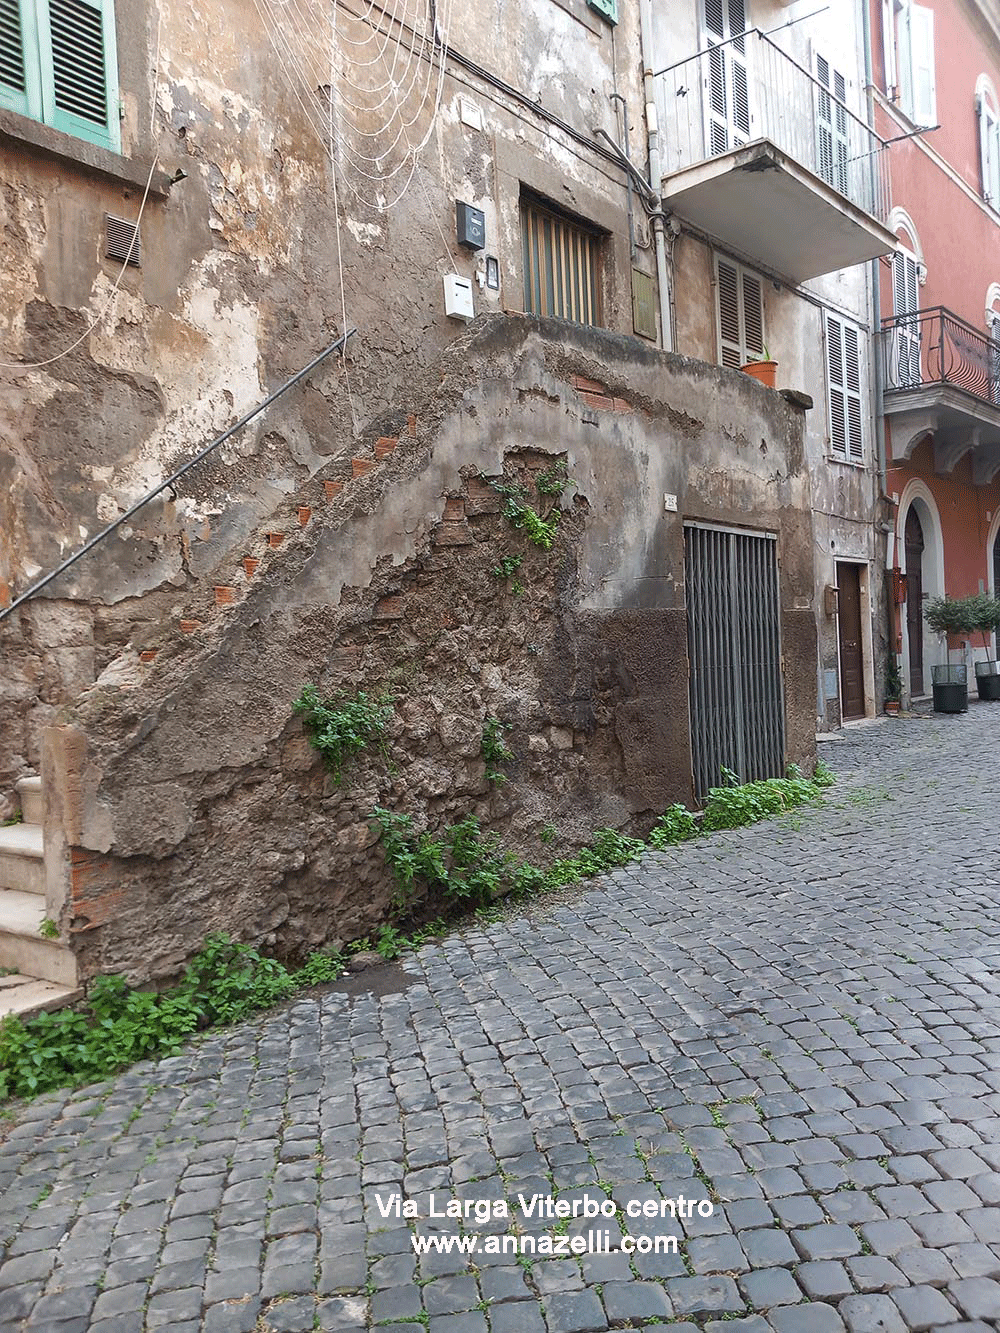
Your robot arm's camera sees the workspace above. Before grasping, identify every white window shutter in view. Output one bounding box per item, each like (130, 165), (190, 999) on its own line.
(844, 324), (863, 462)
(717, 257), (764, 367)
(897, 1), (913, 115)
(910, 5), (936, 124)
(717, 258), (743, 367)
(882, 0), (897, 95)
(742, 271), (764, 359)
(979, 95), (1000, 207)
(827, 315), (847, 459)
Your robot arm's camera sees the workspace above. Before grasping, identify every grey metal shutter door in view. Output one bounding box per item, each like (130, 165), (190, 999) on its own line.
(685, 523), (786, 803)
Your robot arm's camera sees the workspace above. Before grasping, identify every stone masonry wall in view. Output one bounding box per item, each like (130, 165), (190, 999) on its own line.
(42, 318), (818, 985)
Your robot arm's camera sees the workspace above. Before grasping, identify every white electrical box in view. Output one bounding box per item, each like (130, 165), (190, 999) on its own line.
(444, 274), (475, 321)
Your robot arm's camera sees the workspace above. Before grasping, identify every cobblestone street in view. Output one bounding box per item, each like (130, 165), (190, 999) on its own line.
(3, 710), (1000, 1332)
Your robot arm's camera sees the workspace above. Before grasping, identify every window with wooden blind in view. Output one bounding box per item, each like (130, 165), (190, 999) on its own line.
(0, 0), (120, 153)
(826, 312), (864, 463)
(715, 254), (764, 368)
(521, 196), (603, 329)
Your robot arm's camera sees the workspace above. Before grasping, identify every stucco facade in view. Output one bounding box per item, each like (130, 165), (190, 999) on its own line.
(869, 0), (1000, 697)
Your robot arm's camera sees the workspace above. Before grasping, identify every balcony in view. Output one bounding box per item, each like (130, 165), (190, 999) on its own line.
(879, 308), (1000, 482)
(656, 29), (896, 283)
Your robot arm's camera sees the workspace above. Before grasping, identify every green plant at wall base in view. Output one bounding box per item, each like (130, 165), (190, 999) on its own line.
(38, 919), (59, 940)
(700, 767), (822, 832)
(292, 684), (394, 784)
(1, 811), (22, 827)
(884, 651), (903, 704)
(648, 804), (698, 848)
(812, 758), (836, 788)
(0, 934), (347, 1102)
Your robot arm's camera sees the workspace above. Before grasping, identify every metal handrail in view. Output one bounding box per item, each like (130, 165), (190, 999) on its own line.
(0, 327), (357, 624)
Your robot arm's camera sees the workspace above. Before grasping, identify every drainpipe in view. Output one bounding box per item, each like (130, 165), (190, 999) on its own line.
(639, 0), (673, 352)
(861, 0), (887, 500)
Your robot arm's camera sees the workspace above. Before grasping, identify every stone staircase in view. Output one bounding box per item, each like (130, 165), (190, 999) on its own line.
(0, 776), (80, 1019)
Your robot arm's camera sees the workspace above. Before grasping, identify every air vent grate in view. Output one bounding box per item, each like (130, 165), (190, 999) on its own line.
(105, 215), (141, 266)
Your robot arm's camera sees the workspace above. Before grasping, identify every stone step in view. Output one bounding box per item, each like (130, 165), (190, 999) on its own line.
(0, 823), (45, 896)
(0, 890), (77, 987)
(15, 775), (42, 825)
(0, 973), (81, 1020)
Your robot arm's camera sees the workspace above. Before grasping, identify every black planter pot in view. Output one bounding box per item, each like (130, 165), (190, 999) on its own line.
(932, 664), (969, 714)
(975, 661), (1000, 701)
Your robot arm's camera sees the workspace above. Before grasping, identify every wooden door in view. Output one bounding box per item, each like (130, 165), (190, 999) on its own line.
(906, 508), (925, 696)
(837, 564), (865, 720)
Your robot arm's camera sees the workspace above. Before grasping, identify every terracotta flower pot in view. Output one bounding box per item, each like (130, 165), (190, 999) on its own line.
(884, 700), (900, 716)
(741, 360), (778, 388)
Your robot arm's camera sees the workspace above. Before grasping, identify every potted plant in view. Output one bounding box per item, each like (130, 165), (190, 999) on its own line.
(884, 650), (902, 715)
(742, 343), (778, 389)
(964, 591), (1000, 700)
(924, 595), (973, 713)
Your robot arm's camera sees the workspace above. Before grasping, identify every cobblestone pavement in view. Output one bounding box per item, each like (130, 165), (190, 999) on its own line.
(4, 711), (1000, 1333)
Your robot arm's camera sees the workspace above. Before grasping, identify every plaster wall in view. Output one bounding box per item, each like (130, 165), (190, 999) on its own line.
(0, 0), (653, 804)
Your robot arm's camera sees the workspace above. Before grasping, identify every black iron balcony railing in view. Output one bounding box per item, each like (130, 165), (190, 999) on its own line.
(880, 307), (1000, 405)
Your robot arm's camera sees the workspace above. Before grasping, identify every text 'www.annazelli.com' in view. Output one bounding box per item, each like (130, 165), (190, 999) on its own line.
(375, 1190), (712, 1258)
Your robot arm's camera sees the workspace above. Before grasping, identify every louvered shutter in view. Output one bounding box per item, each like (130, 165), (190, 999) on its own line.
(0, 0), (32, 115)
(827, 316), (864, 462)
(844, 324), (863, 462)
(989, 311), (1000, 406)
(979, 94), (1000, 207)
(742, 269), (764, 359)
(702, 0), (749, 157)
(717, 256), (764, 367)
(587, 0), (618, 24)
(827, 315), (848, 459)
(816, 56), (850, 196)
(2, 0), (118, 150)
(892, 250), (921, 388)
(37, 0), (119, 150)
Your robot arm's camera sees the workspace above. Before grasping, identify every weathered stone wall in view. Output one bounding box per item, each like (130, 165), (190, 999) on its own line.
(42, 318), (817, 984)
(0, 0), (649, 807)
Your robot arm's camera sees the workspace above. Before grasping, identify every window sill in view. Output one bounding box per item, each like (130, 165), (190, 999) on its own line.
(0, 110), (173, 198)
(828, 453), (868, 469)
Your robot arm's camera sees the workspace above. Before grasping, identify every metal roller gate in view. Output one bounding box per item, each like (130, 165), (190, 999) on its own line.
(685, 522), (786, 804)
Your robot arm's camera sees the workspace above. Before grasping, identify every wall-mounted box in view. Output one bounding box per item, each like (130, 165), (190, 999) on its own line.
(456, 201), (485, 250)
(443, 274), (475, 321)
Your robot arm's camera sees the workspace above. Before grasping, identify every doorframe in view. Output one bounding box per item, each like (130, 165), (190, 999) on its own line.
(896, 480), (945, 699)
(835, 559), (876, 722)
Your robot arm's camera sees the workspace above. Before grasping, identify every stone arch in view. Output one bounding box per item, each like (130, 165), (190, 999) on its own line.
(896, 480), (945, 697)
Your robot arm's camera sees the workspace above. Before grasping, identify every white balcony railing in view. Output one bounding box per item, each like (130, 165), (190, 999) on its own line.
(657, 29), (891, 225)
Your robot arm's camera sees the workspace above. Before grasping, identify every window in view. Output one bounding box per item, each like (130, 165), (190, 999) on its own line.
(977, 79), (1000, 208)
(816, 55), (849, 196)
(891, 242), (921, 387)
(703, 0), (749, 156)
(521, 196), (603, 328)
(884, 0), (936, 126)
(715, 255), (764, 368)
(0, 0), (120, 153)
(825, 313), (864, 463)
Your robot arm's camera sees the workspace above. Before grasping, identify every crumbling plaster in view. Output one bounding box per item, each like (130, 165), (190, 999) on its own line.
(43, 317), (817, 984)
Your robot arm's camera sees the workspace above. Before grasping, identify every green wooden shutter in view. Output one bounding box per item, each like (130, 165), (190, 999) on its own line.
(587, 0), (618, 26)
(0, 0), (34, 116)
(38, 0), (119, 150)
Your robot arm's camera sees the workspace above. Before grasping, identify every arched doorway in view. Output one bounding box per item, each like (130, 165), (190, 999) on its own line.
(906, 508), (925, 696)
